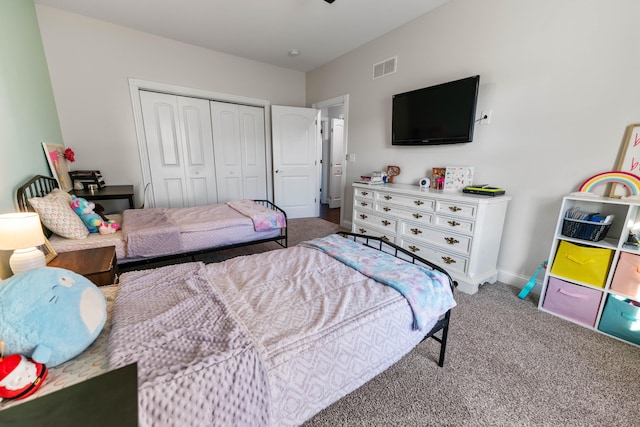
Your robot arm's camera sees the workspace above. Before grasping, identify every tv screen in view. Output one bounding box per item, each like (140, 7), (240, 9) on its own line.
(392, 75), (480, 145)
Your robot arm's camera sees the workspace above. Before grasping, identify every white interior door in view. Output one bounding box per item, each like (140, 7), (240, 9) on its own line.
(211, 101), (267, 202)
(272, 105), (320, 219)
(329, 118), (344, 209)
(140, 91), (217, 208)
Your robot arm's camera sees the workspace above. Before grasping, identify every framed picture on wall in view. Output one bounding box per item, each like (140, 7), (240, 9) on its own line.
(42, 142), (73, 192)
(611, 124), (640, 197)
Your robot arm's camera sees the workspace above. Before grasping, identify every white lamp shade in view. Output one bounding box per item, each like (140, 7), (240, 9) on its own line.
(0, 212), (45, 250)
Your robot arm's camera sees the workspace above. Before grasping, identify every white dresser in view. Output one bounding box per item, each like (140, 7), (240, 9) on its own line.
(351, 183), (511, 294)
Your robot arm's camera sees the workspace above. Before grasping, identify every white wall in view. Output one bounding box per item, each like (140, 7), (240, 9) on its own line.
(35, 5), (306, 206)
(306, 0), (640, 287)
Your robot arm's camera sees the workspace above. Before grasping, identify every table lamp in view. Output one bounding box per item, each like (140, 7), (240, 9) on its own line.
(0, 212), (46, 274)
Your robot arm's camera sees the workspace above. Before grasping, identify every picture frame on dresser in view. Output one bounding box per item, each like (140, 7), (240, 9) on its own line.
(610, 123), (640, 197)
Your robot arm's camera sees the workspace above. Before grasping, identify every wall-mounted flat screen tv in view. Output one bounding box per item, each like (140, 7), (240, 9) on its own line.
(392, 75), (480, 145)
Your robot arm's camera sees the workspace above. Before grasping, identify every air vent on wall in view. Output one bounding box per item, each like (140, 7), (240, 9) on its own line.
(372, 56), (397, 80)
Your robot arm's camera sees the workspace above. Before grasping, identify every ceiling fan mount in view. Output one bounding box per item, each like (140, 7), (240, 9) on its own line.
(325, 0), (336, 3)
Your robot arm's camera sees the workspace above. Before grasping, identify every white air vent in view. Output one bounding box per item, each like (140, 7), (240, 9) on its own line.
(372, 56), (397, 80)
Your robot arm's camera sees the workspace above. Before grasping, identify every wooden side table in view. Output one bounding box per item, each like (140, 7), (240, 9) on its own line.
(73, 185), (135, 209)
(48, 246), (118, 286)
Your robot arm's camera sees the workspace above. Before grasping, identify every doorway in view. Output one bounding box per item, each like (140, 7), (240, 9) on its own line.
(313, 95), (349, 228)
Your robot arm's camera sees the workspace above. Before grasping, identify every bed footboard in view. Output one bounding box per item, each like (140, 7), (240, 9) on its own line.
(337, 231), (456, 367)
(253, 199), (288, 249)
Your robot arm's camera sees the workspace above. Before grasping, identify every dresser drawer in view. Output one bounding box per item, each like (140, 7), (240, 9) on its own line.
(435, 200), (476, 219)
(351, 222), (395, 243)
(354, 188), (375, 200)
(375, 192), (434, 212)
(399, 239), (468, 275)
(376, 203), (432, 226)
(399, 222), (472, 255)
(353, 209), (397, 231)
(354, 197), (374, 211)
(433, 214), (474, 235)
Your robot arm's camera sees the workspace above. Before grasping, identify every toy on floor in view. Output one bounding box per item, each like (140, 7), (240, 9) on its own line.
(70, 196), (120, 234)
(518, 261), (548, 299)
(0, 342), (48, 401)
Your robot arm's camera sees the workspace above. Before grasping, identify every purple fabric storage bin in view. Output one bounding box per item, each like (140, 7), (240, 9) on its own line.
(543, 277), (603, 326)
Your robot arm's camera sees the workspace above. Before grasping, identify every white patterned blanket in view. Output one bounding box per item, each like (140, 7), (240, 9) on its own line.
(107, 263), (270, 426)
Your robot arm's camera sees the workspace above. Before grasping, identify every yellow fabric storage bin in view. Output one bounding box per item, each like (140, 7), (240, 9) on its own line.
(550, 241), (613, 288)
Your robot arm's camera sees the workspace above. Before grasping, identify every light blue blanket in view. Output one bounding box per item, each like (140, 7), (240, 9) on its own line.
(300, 235), (456, 330)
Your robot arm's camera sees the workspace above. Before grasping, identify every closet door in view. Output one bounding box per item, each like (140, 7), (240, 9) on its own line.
(210, 101), (267, 202)
(140, 91), (217, 208)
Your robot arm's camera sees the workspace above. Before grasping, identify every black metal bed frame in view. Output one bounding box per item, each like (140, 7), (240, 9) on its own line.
(337, 231), (456, 367)
(16, 175), (288, 268)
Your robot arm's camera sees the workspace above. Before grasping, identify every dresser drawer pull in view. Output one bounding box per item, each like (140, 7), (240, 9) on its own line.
(383, 207), (391, 212)
(381, 220), (391, 226)
(444, 237), (459, 245)
(448, 220), (460, 227)
(360, 202), (368, 207)
(413, 213), (423, 219)
(361, 191), (369, 196)
(408, 245), (420, 252)
(410, 228), (422, 235)
(358, 228), (367, 234)
(384, 195), (392, 200)
(414, 200), (424, 206)
(441, 256), (456, 264)
(359, 214), (368, 220)
(449, 206), (462, 212)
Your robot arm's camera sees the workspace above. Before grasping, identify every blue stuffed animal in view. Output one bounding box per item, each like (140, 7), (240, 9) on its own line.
(70, 195), (103, 233)
(0, 267), (106, 367)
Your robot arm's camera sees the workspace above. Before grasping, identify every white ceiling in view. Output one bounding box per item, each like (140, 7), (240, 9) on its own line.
(34, 0), (448, 72)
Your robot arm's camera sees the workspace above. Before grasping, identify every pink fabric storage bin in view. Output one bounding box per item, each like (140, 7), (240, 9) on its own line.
(543, 277), (603, 326)
(610, 252), (640, 299)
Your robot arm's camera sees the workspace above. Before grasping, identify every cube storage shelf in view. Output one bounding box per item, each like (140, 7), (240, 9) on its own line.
(540, 195), (640, 347)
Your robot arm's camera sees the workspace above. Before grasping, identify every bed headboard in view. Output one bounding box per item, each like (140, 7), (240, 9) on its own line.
(16, 174), (59, 212)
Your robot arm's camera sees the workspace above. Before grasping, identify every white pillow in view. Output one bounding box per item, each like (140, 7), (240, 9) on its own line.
(29, 192), (88, 239)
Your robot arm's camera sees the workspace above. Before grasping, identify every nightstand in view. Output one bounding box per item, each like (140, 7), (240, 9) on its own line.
(48, 246), (118, 286)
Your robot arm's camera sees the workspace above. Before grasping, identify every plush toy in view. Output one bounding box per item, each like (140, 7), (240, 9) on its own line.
(98, 222), (119, 235)
(0, 267), (106, 368)
(70, 196), (120, 234)
(0, 348), (48, 401)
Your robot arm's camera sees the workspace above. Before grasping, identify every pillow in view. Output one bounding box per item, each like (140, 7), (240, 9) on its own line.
(28, 193), (89, 239)
(48, 187), (73, 204)
(0, 266), (107, 367)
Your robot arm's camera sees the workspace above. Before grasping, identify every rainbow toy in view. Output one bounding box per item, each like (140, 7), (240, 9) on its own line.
(578, 171), (640, 196)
